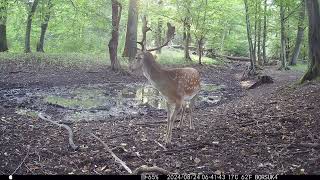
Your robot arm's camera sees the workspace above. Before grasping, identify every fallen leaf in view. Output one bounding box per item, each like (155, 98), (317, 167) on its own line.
(194, 157), (201, 164)
(214, 170), (222, 175)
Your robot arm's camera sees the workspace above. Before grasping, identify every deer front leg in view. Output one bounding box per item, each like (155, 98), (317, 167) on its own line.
(178, 102), (187, 128)
(165, 102), (173, 144)
(166, 103), (182, 145)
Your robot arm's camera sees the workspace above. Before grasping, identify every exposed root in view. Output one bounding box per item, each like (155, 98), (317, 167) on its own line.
(38, 113), (79, 151)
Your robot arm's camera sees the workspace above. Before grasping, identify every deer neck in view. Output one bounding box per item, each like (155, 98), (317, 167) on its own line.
(142, 56), (167, 88)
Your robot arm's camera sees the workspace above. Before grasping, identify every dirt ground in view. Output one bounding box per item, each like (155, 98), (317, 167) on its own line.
(0, 60), (319, 175)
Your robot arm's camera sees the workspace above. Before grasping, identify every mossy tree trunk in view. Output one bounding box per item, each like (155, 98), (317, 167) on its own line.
(37, 0), (53, 52)
(290, 0), (306, 66)
(244, 0), (256, 75)
(25, 0), (39, 53)
(108, 0), (122, 71)
(301, 0), (320, 82)
(0, 0), (8, 52)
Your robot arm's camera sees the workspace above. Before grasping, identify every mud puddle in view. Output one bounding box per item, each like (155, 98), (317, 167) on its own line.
(0, 83), (226, 122)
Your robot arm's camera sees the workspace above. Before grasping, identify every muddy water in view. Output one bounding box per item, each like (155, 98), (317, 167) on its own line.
(1, 83), (225, 122)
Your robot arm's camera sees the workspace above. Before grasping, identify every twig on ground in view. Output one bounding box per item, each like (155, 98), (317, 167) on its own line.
(135, 120), (167, 126)
(24, 163), (34, 174)
(10, 145), (30, 176)
(38, 113), (79, 151)
(297, 143), (320, 149)
(154, 140), (167, 151)
(90, 132), (133, 174)
(163, 142), (211, 153)
(133, 165), (171, 175)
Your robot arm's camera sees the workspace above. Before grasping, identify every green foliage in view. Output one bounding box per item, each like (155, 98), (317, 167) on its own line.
(0, 52), (108, 70)
(290, 63), (307, 72)
(157, 48), (222, 66)
(0, 0), (310, 70)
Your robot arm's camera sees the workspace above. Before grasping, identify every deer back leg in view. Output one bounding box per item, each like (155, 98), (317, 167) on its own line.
(166, 102), (182, 145)
(189, 95), (197, 130)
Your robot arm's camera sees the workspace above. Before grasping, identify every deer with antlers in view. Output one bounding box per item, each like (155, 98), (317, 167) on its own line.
(129, 21), (201, 145)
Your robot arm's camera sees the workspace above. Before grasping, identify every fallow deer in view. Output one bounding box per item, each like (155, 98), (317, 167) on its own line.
(130, 51), (201, 145)
(129, 23), (201, 145)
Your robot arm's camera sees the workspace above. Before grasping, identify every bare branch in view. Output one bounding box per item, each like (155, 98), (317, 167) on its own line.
(133, 165), (171, 175)
(10, 145), (30, 176)
(90, 132), (133, 174)
(38, 113), (79, 151)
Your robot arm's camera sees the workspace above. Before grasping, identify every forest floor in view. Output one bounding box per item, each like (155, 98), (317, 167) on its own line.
(0, 59), (319, 175)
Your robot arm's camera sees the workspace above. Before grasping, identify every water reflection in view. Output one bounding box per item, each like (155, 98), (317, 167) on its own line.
(40, 83), (224, 121)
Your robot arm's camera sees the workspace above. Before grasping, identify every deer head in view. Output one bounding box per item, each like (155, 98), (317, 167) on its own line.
(129, 50), (144, 74)
(129, 22), (175, 74)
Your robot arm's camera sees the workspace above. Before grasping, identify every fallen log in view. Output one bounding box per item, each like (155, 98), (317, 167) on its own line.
(218, 55), (251, 62)
(248, 75), (274, 89)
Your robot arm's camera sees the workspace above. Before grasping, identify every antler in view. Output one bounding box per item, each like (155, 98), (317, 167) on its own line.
(137, 15), (151, 51)
(147, 22), (175, 52)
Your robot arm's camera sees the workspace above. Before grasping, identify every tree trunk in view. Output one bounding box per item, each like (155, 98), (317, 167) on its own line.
(122, 0), (138, 61)
(244, 0), (256, 74)
(37, 0), (52, 52)
(108, 0), (122, 71)
(279, 0), (289, 70)
(301, 0), (320, 82)
(257, 0), (262, 66)
(285, 5), (290, 61)
(183, 18), (192, 62)
(156, 0), (163, 54)
(197, 37), (204, 65)
(0, 0), (8, 52)
(262, 0), (267, 64)
(220, 23), (227, 54)
(290, 0), (306, 66)
(25, 0), (39, 53)
(253, 0), (258, 64)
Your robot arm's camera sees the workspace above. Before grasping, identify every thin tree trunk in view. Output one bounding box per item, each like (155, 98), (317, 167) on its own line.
(198, 37), (204, 65)
(253, 0), (258, 63)
(37, 0), (52, 52)
(156, 0), (163, 54)
(262, 0), (267, 64)
(183, 17), (191, 62)
(290, 0), (306, 66)
(122, 0), (138, 61)
(286, 5), (290, 61)
(280, 0), (289, 70)
(108, 0), (122, 71)
(0, 0), (8, 52)
(25, 0), (39, 53)
(301, 0), (320, 82)
(244, 0), (256, 74)
(220, 23), (227, 54)
(257, 0), (262, 65)
(183, 17), (192, 62)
